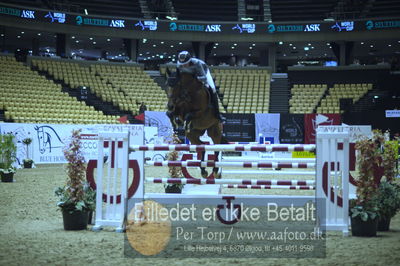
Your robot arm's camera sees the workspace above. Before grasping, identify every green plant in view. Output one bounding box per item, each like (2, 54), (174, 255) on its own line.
(350, 199), (379, 222)
(22, 137), (32, 146)
(0, 133), (17, 174)
(22, 137), (33, 163)
(55, 129), (95, 213)
(382, 141), (398, 182)
(376, 181), (400, 219)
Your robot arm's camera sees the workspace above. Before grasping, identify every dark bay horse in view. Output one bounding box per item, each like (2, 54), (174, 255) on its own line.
(166, 68), (227, 178)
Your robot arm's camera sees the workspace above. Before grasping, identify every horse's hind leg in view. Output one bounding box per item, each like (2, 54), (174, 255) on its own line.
(186, 129), (208, 178)
(208, 122), (224, 179)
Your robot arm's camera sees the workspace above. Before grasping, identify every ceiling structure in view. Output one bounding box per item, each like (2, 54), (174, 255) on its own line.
(1, 25), (399, 63)
(0, 1), (400, 65)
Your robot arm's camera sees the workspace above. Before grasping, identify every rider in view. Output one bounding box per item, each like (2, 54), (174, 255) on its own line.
(177, 51), (223, 122)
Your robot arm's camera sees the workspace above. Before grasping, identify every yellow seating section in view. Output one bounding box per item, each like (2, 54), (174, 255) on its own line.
(289, 84), (327, 114)
(91, 64), (167, 112)
(0, 55), (118, 124)
(316, 83), (372, 114)
(213, 68), (270, 114)
(32, 59), (167, 114)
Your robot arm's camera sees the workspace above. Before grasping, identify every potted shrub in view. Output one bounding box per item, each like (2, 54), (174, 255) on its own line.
(55, 129), (95, 230)
(164, 133), (184, 193)
(350, 130), (384, 237)
(376, 139), (400, 231)
(22, 137), (34, 168)
(0, 133), (17, 182)
(376, 181), (400, 231)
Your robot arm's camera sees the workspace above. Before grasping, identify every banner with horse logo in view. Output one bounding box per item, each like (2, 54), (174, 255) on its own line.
(0, 123), (144, 165)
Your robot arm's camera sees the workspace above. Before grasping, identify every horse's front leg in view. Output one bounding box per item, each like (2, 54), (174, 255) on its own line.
(183, 113), (194, 133)
(199, 150), (208, 179)
(166, 111), (179, 131)
(212, 151), (221, 179)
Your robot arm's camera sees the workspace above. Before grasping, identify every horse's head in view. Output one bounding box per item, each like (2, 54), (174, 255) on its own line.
(34, 126), (47, 154)
(165, 67), (180, 88)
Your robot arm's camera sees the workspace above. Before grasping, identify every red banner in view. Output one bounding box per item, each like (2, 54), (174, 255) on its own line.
(304, 114), (341, 144)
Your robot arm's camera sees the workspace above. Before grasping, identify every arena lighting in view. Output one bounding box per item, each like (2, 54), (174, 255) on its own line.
(17, 35), (20, 38)
(240, 17), (254, 21)
(107, 38), (110, 42)
(179, 42), (182, 45)
(71, 36), (75, 39)
(84, 9), (88, 15)
(278, 41), (283, 45)
(361, 42), (364, 44)
(21, 31), (24, 34)
(37, 33), (41, 36)
(304, 47), (309, 51)
(89, 37), (93, 40)
(388, 44), (392, 47)
(166, 16), (177, 20)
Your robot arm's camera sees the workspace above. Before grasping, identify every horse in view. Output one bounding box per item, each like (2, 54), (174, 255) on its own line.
(165, 67), (227, 179)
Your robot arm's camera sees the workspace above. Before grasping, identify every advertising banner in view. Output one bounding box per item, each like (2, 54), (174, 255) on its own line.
(304, 114), (341, 144)
(0, 123), (144, 165)
(279, 114), (304, 144)
(255, 113), (280, 144)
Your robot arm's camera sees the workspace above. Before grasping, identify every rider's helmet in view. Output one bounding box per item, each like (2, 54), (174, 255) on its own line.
(177, 51), (191, 66)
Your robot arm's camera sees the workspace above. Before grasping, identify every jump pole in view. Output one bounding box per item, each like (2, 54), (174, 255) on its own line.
(93, 125), (350, 235)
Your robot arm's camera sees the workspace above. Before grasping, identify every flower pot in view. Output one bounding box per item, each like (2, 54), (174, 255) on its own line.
(377, 216), (391, 231)
(165, 185), (182, 193)
(23, 161), (33, 168)
(1, 172), (14, 182)
(62, 209), (89, 230)
(351, 216), (378, 237)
